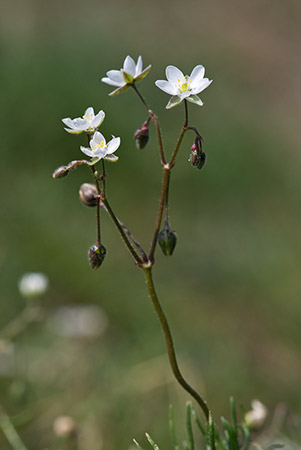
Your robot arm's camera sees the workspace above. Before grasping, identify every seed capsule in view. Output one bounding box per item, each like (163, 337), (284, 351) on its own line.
(158, 225), (177, 256)
(88, 244), (106, 269)
(52, 166), (69, 179)
(190, 150), (206, 170)
(79, 183), (98, 207)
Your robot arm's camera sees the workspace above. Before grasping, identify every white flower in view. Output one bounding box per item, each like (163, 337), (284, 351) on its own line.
(80, 131), (120, 162)
(101, 55), (151, 96)
(62, 107), (105, 134)
(19, 273), (49, 299)
(155, 65), (212, 109)
(245, 400), (268, 429)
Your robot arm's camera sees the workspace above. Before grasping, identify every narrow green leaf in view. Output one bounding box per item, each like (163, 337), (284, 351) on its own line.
(133, 438), (145, 450)
(208, 411), (216, 450)
(191, 405), (207, 440)
(145, 433), (160, 450)
(186, 402), (194, 450)
(169, 405), (180, 450)
(230, 397), (238, 431)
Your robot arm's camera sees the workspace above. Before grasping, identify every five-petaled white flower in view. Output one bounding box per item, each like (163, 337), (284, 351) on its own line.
(101, 55), (151, 96)
(62, 107), (105, 134)
(155, 65), (212, 109)
(80, 131), (120, 162)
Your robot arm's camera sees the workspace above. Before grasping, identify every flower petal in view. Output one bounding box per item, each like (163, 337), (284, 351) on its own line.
(106, 137), (120, 154)
(92, 110), (105, 128)
(166, 65), (184, 84)
(123, 55), (136, 77)
(80, 146), (95, 157)
(62, 117), (76, 129)
(101, 76), (125, 87)
(166, 95), (183, 109)
(190, 65), (205, 85)
(106, 70), (124, 84)
(192, 78), (213, 95)
(91, 131), (106, 147)
(135, 56), (143, 76)
(84, 107), (94, 117)
(73, 118), (88, 130)
(186, 95), (204, 106)
(155, 80), (177, 95)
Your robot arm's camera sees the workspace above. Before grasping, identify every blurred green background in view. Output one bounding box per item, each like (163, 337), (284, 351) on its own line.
(1, 0), (301, 448)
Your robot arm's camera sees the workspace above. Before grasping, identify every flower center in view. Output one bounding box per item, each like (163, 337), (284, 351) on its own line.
(176, 77), (192, 94)
(84, 113), (93, 124)
(93, 141), (106, 152)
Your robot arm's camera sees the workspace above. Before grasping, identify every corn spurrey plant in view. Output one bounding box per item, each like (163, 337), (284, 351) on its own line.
(53, 55), (213, 422)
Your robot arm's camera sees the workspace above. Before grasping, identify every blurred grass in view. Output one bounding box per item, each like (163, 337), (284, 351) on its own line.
(0, 0), (301, 448)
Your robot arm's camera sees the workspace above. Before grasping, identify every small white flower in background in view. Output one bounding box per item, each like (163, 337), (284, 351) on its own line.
(245, 399), (268, 429)
(101, 55), (151, 96)
(80, 131), (120, 162)
(62, 107), (105, 134)
(18, 273), (49, 299)
(155, 65), (212, 109)
(53, 416), (77, 438)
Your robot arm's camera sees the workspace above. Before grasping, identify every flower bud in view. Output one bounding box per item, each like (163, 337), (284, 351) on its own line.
(190, 150), (206, 170)
(52, 166), (69, 179)
(158, 225), (177, 256)
(79, 183), (98, 207)
(88, 244), (106, 269)
(134, 119), (150, 149)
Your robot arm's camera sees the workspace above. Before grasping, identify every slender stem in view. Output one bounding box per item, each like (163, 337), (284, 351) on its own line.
(149, 166), (171, 262)
(91, 166), (102, 246)
(102, 198), (142, 265)
(99, 200), (148, 261)
(143, 267), (209, 421)
(101, 159), (107, 197)
(0, 306), (41, 341)
(184, 99), (189, 127)
(0, 406), (28, 450)
(131, 84), (166, 165)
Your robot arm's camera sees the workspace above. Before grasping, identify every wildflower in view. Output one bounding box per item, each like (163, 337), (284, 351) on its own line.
(62, 107), (105, 134)
(155, 65), (212, 109)
(245, 400), (267, 429)
(19, 273), (49, 299)
(80, 131), (120, 163)
(101, 55), (151, 96)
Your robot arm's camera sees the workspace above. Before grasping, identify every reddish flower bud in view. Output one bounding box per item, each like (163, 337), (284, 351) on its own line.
(134, 119), (150, 149)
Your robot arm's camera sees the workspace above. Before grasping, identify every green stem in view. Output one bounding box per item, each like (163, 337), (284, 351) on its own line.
(148, 166), (171, 262)
(102, 198), (142, 265)
(0, 306), (41, 341)
(143, 267), (209, 421)
(0, 406), (28, 450)
(131, 84), (166, 165)
(91, 166), (102, 246)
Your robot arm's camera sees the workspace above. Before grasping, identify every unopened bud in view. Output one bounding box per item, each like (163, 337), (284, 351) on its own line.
(158, 224), (177, 256)
(134, 120), (150, 149)
(88, 244), (106, 269)
(79, 183), (98, 207)
(190, 150), (206, 170)
(245, 400), (267, 430)
(52, 166), (69, 179)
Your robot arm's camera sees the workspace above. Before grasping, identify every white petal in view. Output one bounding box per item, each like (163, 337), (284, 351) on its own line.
(73, 118), (88, 130)
(166, 65), (184, 84)
(101, 76), (125, 87)
(106, 70), (124, 84)
(135, 56), (143, 76)
(62, 118), (76, 129)
(80, 146), (95, 157)
(192, 78), (213, 95)
(106, 137), (120, 154)
(190, 65), (205, 86)
(123, 55), (136, 77)
(92, 110), (105, 128)
(180, 91), (191, 99)
(84, 107), (94, 117)
(91, 131), (106, 147)
(155, 80), (177, 95)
